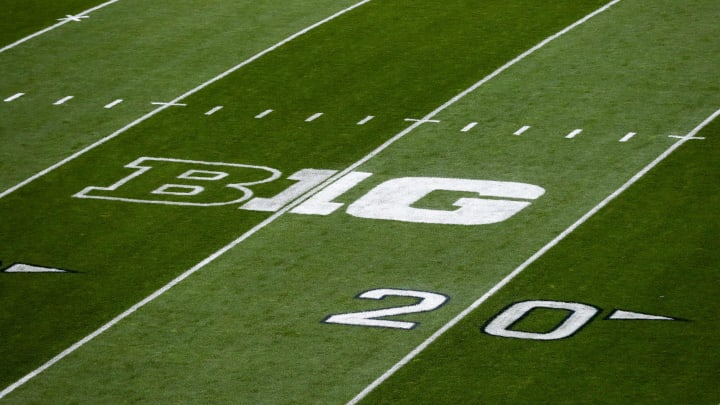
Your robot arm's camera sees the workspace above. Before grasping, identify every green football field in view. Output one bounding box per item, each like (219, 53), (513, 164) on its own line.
(1, 0), (719, 403)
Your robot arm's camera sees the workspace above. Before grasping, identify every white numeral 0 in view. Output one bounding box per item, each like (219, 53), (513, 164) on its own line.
(324, 289), (448, 330)
(483, 300), (599, 341)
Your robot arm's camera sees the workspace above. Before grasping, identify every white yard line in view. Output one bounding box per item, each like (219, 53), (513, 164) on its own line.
(346, 107), (720, 404)
(0, 0), (121, 54)
(0, 0), (646, 399)
(0, 0), (372, 201)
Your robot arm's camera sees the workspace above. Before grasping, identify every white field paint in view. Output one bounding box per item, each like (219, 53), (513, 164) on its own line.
(58, 15), (89, 23)
(669, 134), (705, 141)
(0, 0), (648, 398)
(607, 310), (674, 321)
(0, 0), (121, 54)
(484, 300), (599, 340)
(345, 177), (544, 225)
(357, 115), (375, 125)
(53, 96), (74, 105)
(0, 0), (372, 201)
(346, 107), (720, 404)
(4, 93), (25, 102)
(291, 171), (373, 215)
(3, 264), (67, 273)
(404, 118), (441, 124)
(324, 289), (448, 330)
(74, 157), (282, 206)
(565, 128), (583, 139)
(205, 106), (223, 116)
(104, 99), (123, 109)
(461, 122), (478, 132)
(255, 109), (274, 118)
(240, 169), (338, 212)
(619, 131), (636, 142)
(150, 101), (186, 107)
(305, 112), (324, 122)
(514, 125), (531, 136)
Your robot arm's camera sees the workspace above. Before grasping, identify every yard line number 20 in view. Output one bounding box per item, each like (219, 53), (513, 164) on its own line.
(324, 292), (656, 341)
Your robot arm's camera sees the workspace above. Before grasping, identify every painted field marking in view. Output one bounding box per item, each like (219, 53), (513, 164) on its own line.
(151, 101), (187, 107)
(357, 115), (375, 125)
(104, 99), (123, 109)
(3, 93), (25, 102)
(619, 132), (636, 142)
(53, 96), (74, 105)
(405, 118), (441, 124)
(0, 0), (629, 398)
(58, 14), (89, 23)
(346, 107), (720, 405)
(0, 0), (121, 54)
(620, 132), (637, 142)
(514, 125), (531, 136)
(255, 109), (274, 119)
(565, 128), (583, 139)
(607, 310), (675, 321)
(205, 106), (224, 116)
(306, 112), (324, 122)
(461, 122), (478, 132)
(3, 264), (67, 273)
(669, 134), (705, 141)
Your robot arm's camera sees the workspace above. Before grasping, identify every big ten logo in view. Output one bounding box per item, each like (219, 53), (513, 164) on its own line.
(74, 157), (282, 206)
(74, 157), (545, 225)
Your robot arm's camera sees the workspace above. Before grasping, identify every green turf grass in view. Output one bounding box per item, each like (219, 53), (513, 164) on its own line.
(2, 0), (718, 403)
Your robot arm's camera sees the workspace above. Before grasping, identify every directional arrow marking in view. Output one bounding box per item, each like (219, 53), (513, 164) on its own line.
(607, 309), (676, 321)
(2, 263), (68, 273)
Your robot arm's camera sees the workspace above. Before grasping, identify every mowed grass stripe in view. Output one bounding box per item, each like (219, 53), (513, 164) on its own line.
(0, 0), (613, 400)
(363, 116), (720, 404)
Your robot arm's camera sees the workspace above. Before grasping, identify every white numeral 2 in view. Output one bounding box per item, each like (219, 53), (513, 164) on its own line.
(324, 289), (448, 330)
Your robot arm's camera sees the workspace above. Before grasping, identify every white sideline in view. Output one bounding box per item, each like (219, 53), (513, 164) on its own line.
(0, 0), (371, 201)
(347, 107), (720, 404)
(0, 0), (121, 54)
